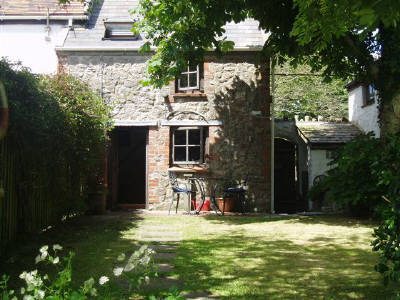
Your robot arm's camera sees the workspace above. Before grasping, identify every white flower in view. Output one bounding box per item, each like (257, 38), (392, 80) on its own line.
(23, 295), (34, 300)
(117, 253), (126, 261)
(98, 276), (109, 285)
(19, 271), (27, 280)
(20, 287), (25, 294)
(53, 244), (63, 251)
(52, 257), (60, 264)
(39, 245), (48, 254)
(140, 256), (150, 265)
(113, 267), (123, 277)
(144, 276), (150, 284)
(40, 251), (48, 260)
(35, 255), (43, 264)
(37, 290), (45, 299)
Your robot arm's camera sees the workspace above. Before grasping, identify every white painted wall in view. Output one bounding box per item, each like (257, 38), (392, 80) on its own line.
(348, 85), (380, 137)
(308, 149), (333, 189)
(0, 23), (69, 74)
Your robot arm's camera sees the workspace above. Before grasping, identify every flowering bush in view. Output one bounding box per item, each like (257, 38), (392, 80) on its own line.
(0, 244), (158, 299)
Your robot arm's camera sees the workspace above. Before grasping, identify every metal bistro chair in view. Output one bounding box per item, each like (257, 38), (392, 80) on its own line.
(168, 171), (193, 214)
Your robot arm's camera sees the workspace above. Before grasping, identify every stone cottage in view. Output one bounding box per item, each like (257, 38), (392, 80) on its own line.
(56, 0), (272, 212)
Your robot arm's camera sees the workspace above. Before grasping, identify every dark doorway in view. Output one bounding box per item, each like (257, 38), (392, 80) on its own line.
(274, 138), (297, 213)
(110, 127), (147, 209)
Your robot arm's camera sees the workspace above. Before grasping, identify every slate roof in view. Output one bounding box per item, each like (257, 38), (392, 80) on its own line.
(296, 122), (362, 146)
(60, 0), (268, 51)
(0, 0), (88, 17)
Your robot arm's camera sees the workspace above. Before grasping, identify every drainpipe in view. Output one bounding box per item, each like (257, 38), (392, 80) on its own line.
(270, 56), (276, 214)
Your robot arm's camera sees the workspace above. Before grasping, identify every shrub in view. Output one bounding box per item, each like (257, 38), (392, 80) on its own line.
(308, 133), (385, 217)
(308, 132), (400, 284)
(0, 60), (112, 242)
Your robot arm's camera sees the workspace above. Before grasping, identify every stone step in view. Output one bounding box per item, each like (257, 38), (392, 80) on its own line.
(139, 237), (182, 242)
(149, 244), (178, 252)
(157, 263), (174, 273)
(184, 291), (216, 300)
(142, 277), (184, 292)
(154, 252), (176, 261)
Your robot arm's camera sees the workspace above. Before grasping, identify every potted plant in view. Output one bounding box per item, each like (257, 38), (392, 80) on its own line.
(216, 178), (237, 213)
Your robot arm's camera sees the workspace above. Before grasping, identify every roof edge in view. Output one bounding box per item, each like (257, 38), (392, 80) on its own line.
(0, 15), (88, 21)
(56, 46), (263, 52)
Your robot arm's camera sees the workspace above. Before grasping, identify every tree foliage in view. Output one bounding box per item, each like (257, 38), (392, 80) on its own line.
(274, 62), (348, 120)
(0, 60), (111, 221)
(134, 1), (399, 87)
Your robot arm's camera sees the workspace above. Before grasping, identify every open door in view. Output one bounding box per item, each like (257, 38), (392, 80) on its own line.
(110, 127), (147, 209)
(274, 138), (297, 213)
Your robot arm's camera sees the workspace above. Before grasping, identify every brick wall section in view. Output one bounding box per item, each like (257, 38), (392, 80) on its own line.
(147, 126), (170, 206)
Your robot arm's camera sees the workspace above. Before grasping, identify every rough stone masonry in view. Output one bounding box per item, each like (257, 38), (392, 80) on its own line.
(58, 50), (272, 212)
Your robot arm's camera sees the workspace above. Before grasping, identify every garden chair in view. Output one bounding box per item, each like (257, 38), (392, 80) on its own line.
(168, 171), (193, 214)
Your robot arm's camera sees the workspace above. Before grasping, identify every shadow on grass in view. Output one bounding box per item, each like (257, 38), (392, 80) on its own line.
(203, 214), (378, 228)
(0, 211), (143, 288)
(174, 235), (398, 299)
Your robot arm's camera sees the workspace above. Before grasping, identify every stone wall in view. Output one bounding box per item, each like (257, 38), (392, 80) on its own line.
(58, 51), (271, 211)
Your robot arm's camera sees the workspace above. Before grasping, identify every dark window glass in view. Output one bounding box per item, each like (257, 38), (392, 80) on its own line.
(189, 73), (198, 88)
(174, 147), (186, 161)
(188, 146), (201, 161)
(188, 129), (201, 145)
(174, 130), (186, 145)
(179, 74), (188, 89)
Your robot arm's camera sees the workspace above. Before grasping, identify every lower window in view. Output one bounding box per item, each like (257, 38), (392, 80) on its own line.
(171, 127), (207, 164)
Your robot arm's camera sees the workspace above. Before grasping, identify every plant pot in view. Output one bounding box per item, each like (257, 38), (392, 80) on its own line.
(88, 191), (106, 215)
(217, 197), (235, 212)
(191, 197), (211, 211)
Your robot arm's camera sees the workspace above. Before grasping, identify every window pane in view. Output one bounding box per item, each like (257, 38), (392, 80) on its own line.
(174, 130), (187, 145)
(179, 74), (188, 89)
(188, 65), (198, 72)
(188, 146), (201, 161)
(188, 129), (201, 145)
(189, 73), (198, 88)
(174, 146), (187, 162)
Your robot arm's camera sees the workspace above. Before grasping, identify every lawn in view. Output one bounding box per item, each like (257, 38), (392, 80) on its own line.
(1, 213), (398, 299)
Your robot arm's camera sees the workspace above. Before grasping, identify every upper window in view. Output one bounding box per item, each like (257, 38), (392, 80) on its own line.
(176, 64), (204, 93)
(171, 127), (206, 164)
(103, 21), (139, 40)
(364, 84), (378, 106)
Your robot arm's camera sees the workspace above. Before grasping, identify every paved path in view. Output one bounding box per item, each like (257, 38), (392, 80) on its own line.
(136, 220), (215, 299)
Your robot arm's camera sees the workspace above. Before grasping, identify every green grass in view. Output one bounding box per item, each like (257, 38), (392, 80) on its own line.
(1, 213), (398, 299)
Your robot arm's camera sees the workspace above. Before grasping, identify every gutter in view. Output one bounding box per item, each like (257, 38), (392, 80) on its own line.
(56, 46), (264, 53)
(0, 15), (88, 21)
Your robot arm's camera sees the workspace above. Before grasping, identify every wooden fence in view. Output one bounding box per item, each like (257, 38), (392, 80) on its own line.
(0, 138), (60, 257)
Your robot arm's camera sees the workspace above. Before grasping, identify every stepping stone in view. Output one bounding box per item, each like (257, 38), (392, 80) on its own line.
(184, 291), (215, 300)
(149, 244), (178, 252)
(143, 277), (184, 292)
(139, 236), (182, 242)
(154, 252), (176, 261)
(157, 263), (174, 273)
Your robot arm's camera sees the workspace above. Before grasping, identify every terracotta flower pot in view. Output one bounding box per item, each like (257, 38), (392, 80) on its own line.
(217, 197), (235, 213)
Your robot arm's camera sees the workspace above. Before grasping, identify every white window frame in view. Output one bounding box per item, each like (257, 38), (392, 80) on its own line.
(104, 21), (138, 40)
(177, 65), (200, 91)
(172, 127), (204, 164)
